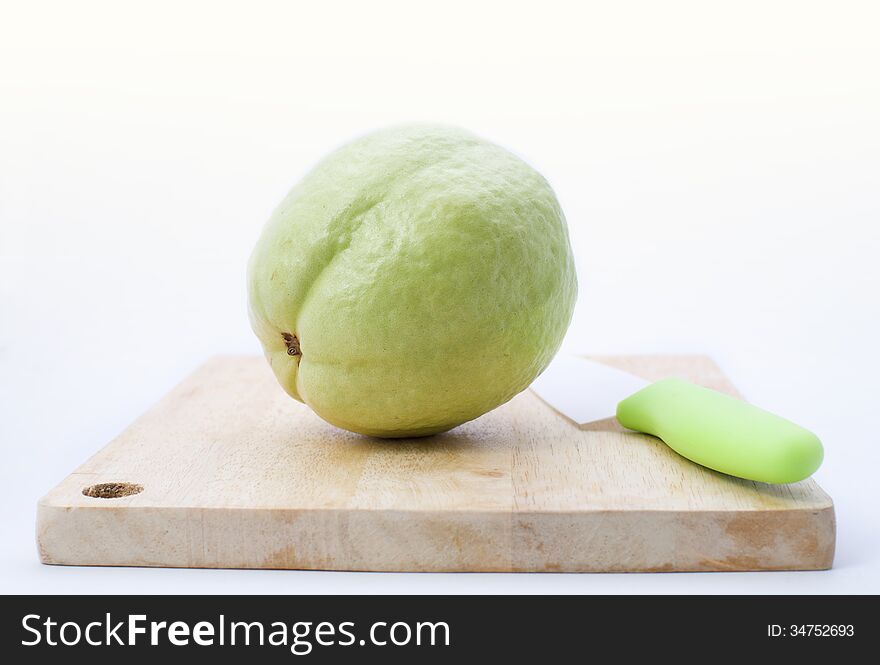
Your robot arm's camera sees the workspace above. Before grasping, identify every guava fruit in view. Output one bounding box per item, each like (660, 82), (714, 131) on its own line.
(247, 125), (577, 437)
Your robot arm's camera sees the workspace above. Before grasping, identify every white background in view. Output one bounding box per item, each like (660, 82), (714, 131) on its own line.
(2, 0), (878, 594)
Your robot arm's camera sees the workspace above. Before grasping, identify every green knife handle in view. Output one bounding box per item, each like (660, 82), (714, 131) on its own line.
(616, 378), (823, 484)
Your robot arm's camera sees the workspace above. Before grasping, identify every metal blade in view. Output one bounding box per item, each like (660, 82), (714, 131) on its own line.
(530, 354), (650, 425)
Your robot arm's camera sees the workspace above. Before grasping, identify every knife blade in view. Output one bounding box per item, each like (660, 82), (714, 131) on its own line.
(530, 354), (823, 484)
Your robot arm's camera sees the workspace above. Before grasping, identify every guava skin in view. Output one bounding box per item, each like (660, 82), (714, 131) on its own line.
(248, 125), (577, 437)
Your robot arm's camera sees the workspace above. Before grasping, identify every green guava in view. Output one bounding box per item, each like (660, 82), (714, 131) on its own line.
(247, 125), (577, 437)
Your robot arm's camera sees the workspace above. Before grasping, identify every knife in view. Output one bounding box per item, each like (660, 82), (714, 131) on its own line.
(529, 354), (823, 484)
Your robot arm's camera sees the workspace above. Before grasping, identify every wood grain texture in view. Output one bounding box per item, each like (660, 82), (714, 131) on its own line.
(36, 355), (835, 572)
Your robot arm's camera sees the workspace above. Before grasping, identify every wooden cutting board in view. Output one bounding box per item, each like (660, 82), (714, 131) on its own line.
(37, 355), (835, 572)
